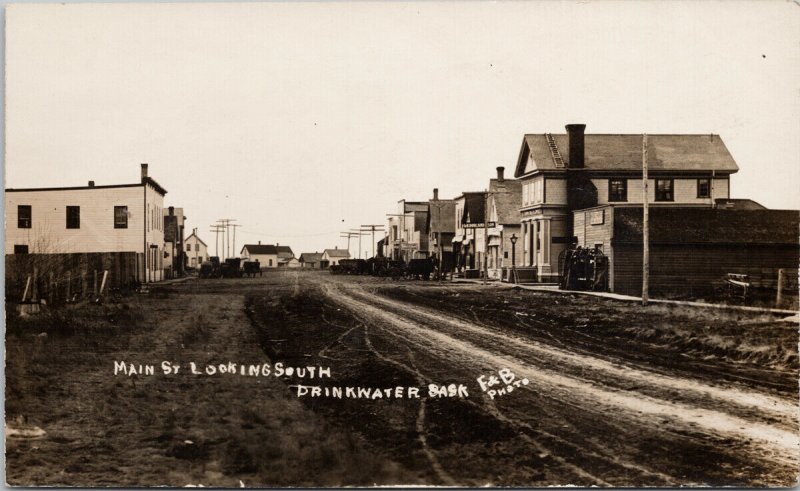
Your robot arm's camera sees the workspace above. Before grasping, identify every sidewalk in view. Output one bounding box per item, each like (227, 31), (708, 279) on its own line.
(452, 278), (798, 316)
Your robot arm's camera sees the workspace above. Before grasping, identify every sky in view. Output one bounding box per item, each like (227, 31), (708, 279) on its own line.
(5, 1), (800, 257)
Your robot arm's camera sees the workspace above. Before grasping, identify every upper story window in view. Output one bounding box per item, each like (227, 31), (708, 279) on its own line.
(14, 245), (29, 254)
(114, 206), (128, 229)
(655, 179), (674, 202)
(195, 244), (200, 251)
(697, 178), (711, 198)
(609, 179), (627, 202)
(66, 206), (80, 229)
(18, 205), (32, 228)
(186, 243), (192, 251)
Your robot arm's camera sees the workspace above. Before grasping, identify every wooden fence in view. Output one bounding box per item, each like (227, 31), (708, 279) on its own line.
(5, 252), (143, 305)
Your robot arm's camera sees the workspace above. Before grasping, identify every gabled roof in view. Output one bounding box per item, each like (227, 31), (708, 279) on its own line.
(461, 192), (486, 225)
(613, 207), (799, 245)
(277, 245), (294, 258)
(515, 133), (739, 177)
(299, 252), (323, 263)
(185, 233), (208, 247)
(489, 179), (522, 225)
(241, 244), (278, 255)
(323, 248), (351, 258)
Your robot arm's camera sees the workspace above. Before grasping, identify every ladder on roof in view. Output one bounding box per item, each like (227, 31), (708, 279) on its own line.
(545, 133), (566, 168)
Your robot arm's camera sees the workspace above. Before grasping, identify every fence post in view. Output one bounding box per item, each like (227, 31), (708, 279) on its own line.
(776, 269), (784, 308)
(22, 275), (31, 302)
(32, 267), (39, 302)
(93, 270), (98, 296)
(100, 270), (109, 295)
(49, 272), (54, 305)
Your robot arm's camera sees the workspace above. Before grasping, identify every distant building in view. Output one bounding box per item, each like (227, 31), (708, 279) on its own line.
(241, 242), (279, 268)
(321, 247), (350, 267)
(426, 188), (455, 272)
(299, 252), (324, 268)
(387, 199), (429, 261)
(5, 163), (168, 283)
(454, 191), (486, 275)
(163, 206), (186, 279)
(184, 232), (208, 269)
(485, 167), (523, 279)
(276, 245), (297, 267)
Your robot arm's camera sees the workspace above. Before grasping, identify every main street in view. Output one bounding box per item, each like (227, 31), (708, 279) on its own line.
(6, 270), (798, 486)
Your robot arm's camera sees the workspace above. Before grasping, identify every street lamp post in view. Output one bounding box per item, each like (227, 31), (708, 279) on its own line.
(510, 233), (518, 284)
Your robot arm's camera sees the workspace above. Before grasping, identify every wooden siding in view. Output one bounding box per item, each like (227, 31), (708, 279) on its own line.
(612, 243), (799, 297)
(593, 178), (729, 205)
(5, 186), (146, 254)
(545, 178), (568, 205)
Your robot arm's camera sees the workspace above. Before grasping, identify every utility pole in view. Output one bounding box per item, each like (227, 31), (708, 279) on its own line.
(340, 231), (359, 258)
(210, 224), (224, 257)
(360, 224), (385, 258)
(231, 224), (241, 258)
(642, 134), (649, 306)
(483, 189), (489, 286)
(193, 227), (198, 267)
(217, 219), (235, 259)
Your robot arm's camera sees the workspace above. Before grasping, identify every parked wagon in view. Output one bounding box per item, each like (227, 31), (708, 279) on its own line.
(243, 260), (262, 277)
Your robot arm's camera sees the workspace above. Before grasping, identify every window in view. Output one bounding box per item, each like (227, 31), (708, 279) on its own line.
(187, 244), (192, 251)
(655, 179), (674, 201)
(697, 178), (711, 198)
(609, 179), (627, 202)
(195, 244), (199, 251)
(114, 206), (128, 228)
(14, 245), (28, 254)
(18, 205), (31, 228)
(66, 206), (80, 229)
(269, 259), (273, 267)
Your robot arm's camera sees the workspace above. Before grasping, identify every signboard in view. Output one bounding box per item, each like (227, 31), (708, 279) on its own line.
(463, 222), (496, 229)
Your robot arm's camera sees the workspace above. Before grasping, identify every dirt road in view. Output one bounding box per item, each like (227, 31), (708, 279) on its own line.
(6, 270), (798, 486)
(248, 271), (799, 486)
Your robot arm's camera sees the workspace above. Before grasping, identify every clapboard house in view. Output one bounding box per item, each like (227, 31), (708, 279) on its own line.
(514, 124), (739, 283)
(5, 164), (168, 292)
(486, 167), (524, 280)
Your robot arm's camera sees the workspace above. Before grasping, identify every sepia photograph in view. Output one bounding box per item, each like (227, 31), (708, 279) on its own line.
(3, 1), (800, 487)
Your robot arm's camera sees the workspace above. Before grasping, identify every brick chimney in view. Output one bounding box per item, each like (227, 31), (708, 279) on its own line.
(258, 240), (261, 245)
(433, 188), (439, 200)
(496, 166), (505, 182)
(141, 163), (149, 180)
(565, 124), (586, 168)
(88, 181), (95, 187)
(168, 206), (174, 216)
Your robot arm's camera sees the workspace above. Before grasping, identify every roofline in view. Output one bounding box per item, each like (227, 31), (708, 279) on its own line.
(6, 183), (147, 193)
(185, 232), (208, 247)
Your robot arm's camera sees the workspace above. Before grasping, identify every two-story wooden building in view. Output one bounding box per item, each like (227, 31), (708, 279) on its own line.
(387, 200), (429, 261)
(485, 167), (523, 280)
(5, 164), (168, 284)
(426, 188), (456, 272)
(514, 124), (738, 282)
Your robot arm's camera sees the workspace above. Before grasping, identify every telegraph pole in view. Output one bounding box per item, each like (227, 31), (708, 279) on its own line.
(642, 134), (649, 306)
(483, 189), (489, 286)
(340, 231), (359, 258)
(360, 224), (385, 258)
(231, 224), (241, 257)
(210, 224), (224, 257)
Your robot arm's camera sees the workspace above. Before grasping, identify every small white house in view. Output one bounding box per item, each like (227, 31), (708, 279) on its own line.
(241, 243), (279, 268)
(184, 232), (208, 269)
(322, 247), (351, 267)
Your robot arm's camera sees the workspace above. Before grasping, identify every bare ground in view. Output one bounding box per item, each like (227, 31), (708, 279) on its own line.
(5, 270), (799, 486)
